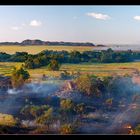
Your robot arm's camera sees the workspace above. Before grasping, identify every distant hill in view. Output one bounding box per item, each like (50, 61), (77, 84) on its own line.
(21, 39), (45, 45)
(0, 42), (20, 45)
(0, 39), (95, 46)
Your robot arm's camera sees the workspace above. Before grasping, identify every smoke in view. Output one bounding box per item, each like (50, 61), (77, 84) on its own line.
(1, 76), (140, 134)
(73, 76), (140, 134)
(102, 76), (140, 134)
(7, 89), (23, 95)
(104, 103), (139, 134)
(0, 80), (63, 115)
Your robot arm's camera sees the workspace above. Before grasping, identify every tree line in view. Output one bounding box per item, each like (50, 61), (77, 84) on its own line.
(0, 48), (140, 69)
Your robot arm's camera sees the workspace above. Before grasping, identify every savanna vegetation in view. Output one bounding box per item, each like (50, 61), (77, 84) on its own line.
(11, 66), (30, 88)
(0, 48), (139, 70)
(0, 46), (139, 134)
(0, 73), (137, 134)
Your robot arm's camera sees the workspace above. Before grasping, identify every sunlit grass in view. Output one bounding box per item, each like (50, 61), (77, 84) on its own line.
(0, 113), (17, 126)
(0, 61), (139, 78)
(0, 45), (95, 54)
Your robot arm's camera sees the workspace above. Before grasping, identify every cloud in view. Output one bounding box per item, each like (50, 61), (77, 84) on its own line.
(11, 26), (21, 30)
(86, 12), (110, 20)
(29, 20), (42, 27)
(11, 20), (41, 31)
(134, 16), (140, 20)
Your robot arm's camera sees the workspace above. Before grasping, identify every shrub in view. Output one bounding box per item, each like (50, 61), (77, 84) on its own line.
(60, 99), (74, 112)
(11, 66), (30, 88)
(36, 107), (54, 125)
(133, 124), (140, 134)
(105, 98), (113, 106)
(74, 103), (85, 115)
(0, 113), (17, 127)
(20, 105), (50, 119)
(75, 75), (101, 96)
(47, 60), (60, 71)
(60, 70), (71, 80)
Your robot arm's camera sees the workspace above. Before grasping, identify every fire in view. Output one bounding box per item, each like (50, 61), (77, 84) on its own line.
(123, 124), (132, 129)
(129, 129), (134, 134)
(123, 123), (134, 134)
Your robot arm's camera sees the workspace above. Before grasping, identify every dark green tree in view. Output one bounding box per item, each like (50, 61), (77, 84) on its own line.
(11, 66), (30, 88)
(47, 59), (60, 71)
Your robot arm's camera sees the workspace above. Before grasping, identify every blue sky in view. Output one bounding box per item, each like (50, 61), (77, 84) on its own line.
(1, 6), (140, 44)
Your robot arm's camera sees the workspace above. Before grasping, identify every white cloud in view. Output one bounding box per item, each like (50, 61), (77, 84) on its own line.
(86, 12), (110, 20)
(11, 26), (21, 30)
(29, 20), (42, 27)
(134, 16), (140, 20)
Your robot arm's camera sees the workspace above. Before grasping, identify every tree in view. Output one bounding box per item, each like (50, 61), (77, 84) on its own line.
(75, 75), (101, 96)
(100, 49), (114, 63)
(11, 66), (30, 88)
(47, 59), (60, 71)
(69, 51), (81, 63)
(25, 58), (35, 69)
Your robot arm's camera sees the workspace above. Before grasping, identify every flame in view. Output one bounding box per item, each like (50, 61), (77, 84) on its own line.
(123, 124), (132, 129)
(129, 129), (134, 134)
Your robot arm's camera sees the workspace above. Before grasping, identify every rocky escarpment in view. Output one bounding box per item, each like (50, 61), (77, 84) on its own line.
(0, 39), (95, 46)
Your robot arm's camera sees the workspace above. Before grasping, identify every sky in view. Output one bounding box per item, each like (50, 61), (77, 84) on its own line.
(1, 6), (140, 44)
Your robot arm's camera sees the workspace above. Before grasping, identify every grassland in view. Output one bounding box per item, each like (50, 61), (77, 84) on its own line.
(0, 45), (95, 54)
(0, 62), (140, 79)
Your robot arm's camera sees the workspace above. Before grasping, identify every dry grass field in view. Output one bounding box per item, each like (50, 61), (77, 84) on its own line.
(0, 62), (140, 79)
(0, 45), (95, 54)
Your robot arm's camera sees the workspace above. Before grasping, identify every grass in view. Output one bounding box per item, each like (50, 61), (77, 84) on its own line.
(0, 113), (17, 126)
(0, 45), (95, 54)
(0, 61), (140, 79)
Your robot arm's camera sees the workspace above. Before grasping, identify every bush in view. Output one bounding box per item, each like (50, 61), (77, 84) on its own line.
(0, 113), (17, 127)
(105, 98), (113, 106)
(60, 70), (71, 80)
(60, 99), (74, 112)
(47, 59), (60, 71)
(74, 103), (85, 115)
(132, 124), (140, 134)
(20, 105), (50, 119)
(11, 66), (30, 88)
(36, 107), (54, 125)
(75, 75), (102, 96)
